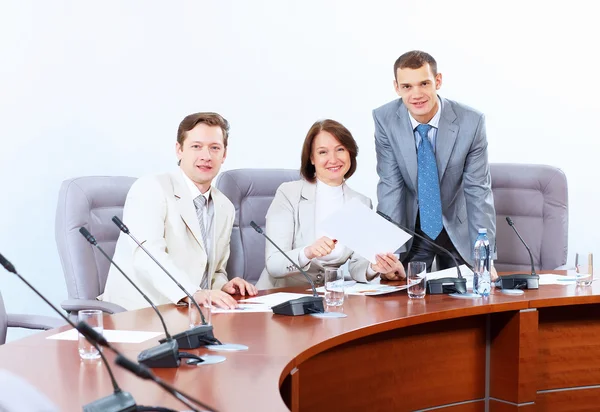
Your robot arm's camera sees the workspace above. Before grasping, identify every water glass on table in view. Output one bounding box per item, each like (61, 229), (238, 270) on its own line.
(407, 261), (427, 299)
(575, 253), (594, 287)
(324, 268), (345, 307)
(78, 310), (103, 360)
(189, 289), (212, 327)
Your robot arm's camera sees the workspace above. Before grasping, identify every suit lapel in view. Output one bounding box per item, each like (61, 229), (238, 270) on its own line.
(298, 181), (316, 245)
(436, 98), (459, 181)
(172, 172), (205, 251)
(208, 188), (228, 275)
(395, 102), (418, 190)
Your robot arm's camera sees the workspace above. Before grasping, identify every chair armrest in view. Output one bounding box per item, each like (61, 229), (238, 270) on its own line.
(6, 314), (67, 330)
(61, 299), (127, 314)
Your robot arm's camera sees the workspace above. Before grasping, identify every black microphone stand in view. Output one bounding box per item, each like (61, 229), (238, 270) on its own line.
(79, 228), (204, 368)
(496, 217), (540, 290)
(250, 221), (324, 316)
(0, 253), (179, 412)
(376, 211), (468, 294)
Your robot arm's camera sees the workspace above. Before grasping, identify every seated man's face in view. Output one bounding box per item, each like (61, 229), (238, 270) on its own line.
(176, 123), (226, 190)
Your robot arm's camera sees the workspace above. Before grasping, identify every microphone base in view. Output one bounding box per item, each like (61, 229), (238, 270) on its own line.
(272, 296), (324, 316)
(83, 391), (137, 412)
(427, 277), (468, 294)
(495, 274), (539, 290)
(137, 339), (180, 368)
(160, 325), (219, 349)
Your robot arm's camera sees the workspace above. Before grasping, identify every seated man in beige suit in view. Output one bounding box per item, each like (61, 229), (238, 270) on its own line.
(101, 112), (257, 310)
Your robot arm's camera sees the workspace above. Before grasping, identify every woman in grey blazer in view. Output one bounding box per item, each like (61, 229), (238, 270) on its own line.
(255, 119), (405, 290)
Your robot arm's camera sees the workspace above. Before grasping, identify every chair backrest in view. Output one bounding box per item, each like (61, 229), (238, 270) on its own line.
(0, 290), (7, 345)
(55, 176), (136, 300)
(491, 163), (568, 272)
(215, 168), (301, 284)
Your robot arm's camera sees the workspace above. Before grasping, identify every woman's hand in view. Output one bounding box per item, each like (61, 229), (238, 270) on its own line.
(304, 236), (337, 260)
(371, 253), (406, 280)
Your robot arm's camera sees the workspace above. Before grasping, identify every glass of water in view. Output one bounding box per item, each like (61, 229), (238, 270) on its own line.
(407, 261), (427, 299)
(324, 268), (345, 307)
(189, 289), (212, 328)
(575, 253), (594, 286)
(78, 310), (103, 360)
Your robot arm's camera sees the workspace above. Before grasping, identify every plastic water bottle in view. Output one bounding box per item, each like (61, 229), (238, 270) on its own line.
(473, 228), (491, 296)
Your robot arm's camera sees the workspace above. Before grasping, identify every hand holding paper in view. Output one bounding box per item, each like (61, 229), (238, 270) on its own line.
(318, 198), (412, 263)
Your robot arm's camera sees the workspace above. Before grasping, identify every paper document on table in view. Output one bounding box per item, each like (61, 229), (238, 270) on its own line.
(47, 329), (162, 343)
(538, 273), (580, 285)
(319, 198), (411, 263)
(212, 303), (272, 313)
(313, 281), (409, 296)
(239, 292), (314, 308)
(426, 265), (474, 290)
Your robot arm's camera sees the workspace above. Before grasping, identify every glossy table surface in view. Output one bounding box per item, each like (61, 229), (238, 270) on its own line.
(2, 272), (600, 411)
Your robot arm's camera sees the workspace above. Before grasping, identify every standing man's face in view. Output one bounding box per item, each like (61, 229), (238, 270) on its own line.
(394, 63), (442, 124)
(176, 123), (227, 193)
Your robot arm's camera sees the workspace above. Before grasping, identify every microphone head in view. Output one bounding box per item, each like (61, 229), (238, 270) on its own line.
(115, 354), (154, 380)
(0, 253), (17, 274)
(249, 221), (263, 234)
(76, 321), (109, 347)
(112, 216), (129, 234)
(506, 216), (514, 226)
(376, 210), (391, 221)
(78, 227), (97, 245)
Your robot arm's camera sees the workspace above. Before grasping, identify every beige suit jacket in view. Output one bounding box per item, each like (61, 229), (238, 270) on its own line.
(100, 170), (234, 310)
(255, 179), (377, 290)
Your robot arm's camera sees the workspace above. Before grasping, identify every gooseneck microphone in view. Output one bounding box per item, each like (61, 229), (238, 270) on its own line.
(79, 227), (191, 368)
(376, 212), (468, 294)
(0, 253), (137, 412)
(496, 217), (540, 290)
(78, 323), (217, 412)
(110, 216), (219, 349)
(250, 221), (324, 316)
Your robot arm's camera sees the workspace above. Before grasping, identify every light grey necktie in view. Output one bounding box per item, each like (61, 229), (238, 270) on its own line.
(193, 195), (210, 289)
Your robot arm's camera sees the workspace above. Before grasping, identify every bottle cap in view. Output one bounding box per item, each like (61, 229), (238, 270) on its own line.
(478, 228), (487, 234)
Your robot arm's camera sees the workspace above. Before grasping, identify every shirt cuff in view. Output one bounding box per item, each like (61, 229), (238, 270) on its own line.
(298, 248), (310, 267)
(366, 264), (378, 277)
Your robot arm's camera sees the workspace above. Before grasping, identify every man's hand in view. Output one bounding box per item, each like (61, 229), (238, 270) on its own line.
(304, 237), (336, 260)
(191, 289), (239, 310)
(222, 277), (258, 297)
(371, 253), (406, 281)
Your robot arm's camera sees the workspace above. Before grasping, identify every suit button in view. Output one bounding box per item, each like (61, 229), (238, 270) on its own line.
(316, 274), (323, 282)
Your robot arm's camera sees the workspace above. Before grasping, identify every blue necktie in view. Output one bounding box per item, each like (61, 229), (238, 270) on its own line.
(416, 124), (443, 239)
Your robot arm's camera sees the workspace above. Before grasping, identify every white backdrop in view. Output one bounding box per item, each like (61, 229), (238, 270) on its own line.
(1, 1), (599, 340)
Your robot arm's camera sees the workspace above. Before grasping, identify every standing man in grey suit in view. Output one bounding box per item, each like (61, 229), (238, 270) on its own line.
(373, 50), (497, 276)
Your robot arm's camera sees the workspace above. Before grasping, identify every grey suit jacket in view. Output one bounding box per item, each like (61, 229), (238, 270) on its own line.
(373, 97), (496, 263)
(101, 170), (234, 310)
(255, 179), (376, 290)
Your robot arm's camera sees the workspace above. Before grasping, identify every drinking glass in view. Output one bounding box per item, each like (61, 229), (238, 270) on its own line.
(575, 253), (594, 287)
(407, 261), (427, 299)
(324, 268), (345, 307)
(189, 289), (212, 327)
(78, 310), (103, 360)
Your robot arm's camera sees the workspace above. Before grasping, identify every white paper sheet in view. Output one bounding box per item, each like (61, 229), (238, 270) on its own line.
(212, 303), (272, 313)
(47, 329), (163, 343)
(313, 282), (409, 296)
(538, 273), (581, 285)
(318, 198), (412, 263)
(239, 292), (315, 307)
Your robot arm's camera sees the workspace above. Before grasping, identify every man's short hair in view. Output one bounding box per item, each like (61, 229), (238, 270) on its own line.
(394, 50), (438, 80)
(177, 112), (230, 148)
(300, 119), (358, 183)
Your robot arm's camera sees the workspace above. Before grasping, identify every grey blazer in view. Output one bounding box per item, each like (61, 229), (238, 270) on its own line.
(255, 179), (375, 290)
(373, 97), (496, 263)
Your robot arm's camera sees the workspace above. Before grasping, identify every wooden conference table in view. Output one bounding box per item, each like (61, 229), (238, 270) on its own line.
(1, 272), (600, 412)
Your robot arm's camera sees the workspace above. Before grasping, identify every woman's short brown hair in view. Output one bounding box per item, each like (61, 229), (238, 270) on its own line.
(177, 112), (230, 148)
(300, 119), (358, 183)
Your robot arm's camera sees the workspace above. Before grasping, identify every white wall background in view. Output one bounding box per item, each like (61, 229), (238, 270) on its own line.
(1, 0), (599, 341)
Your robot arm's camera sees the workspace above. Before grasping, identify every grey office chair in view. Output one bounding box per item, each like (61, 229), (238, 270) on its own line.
(215, 168), (301, 284)
(55, 176), (136, 317)
(0, 289), (64, 345)
(491, 163), (568, 272)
